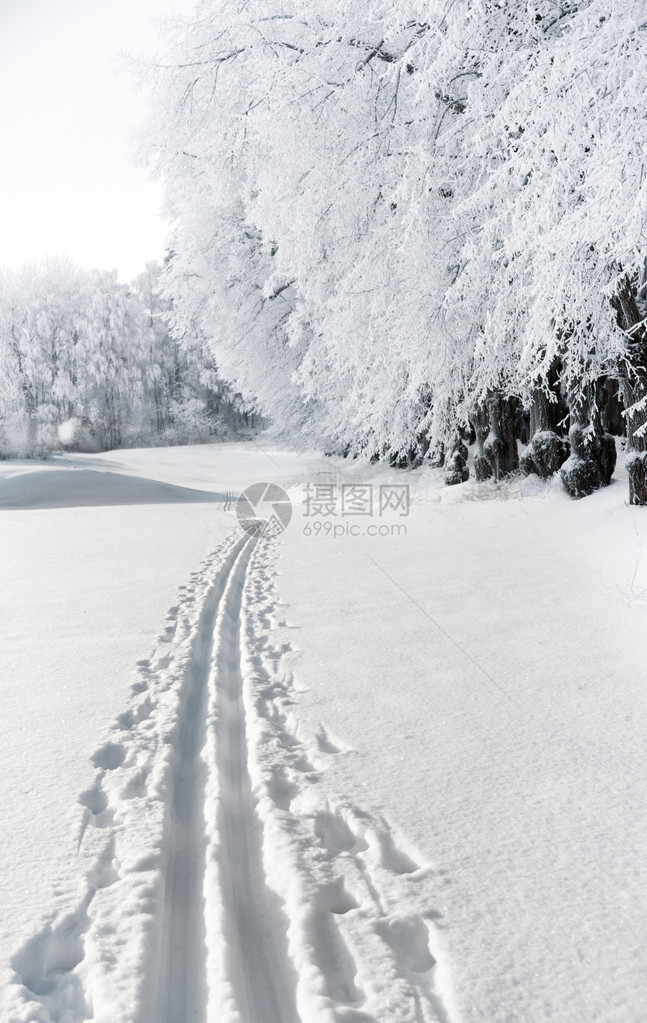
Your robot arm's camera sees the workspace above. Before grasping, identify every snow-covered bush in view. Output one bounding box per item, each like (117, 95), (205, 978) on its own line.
(521, 432), (570, 481)
(561, 424), (617, 499)
(626, 451), (647, 506)
(444, 437), (469, 487)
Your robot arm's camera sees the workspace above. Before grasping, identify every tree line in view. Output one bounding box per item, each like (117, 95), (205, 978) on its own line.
(138, 0), (647, 503)
(0, 258), (253, 457)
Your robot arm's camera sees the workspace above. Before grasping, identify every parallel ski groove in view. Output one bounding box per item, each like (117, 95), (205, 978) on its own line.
(6, 531), (457, 1023)
(155, 536), (248, 1023)
(205, 538), (299, 1023)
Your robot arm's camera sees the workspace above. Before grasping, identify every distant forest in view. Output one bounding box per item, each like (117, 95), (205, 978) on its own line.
(0, 259), (256, 458)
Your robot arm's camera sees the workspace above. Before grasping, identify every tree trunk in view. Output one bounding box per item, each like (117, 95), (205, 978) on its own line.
(483, 392), (519, 480)
(521, 371), (569, 480)
(610, 275), (647, 503)
(560, 381), (616, 499)
(528, 382), (560, 436)
(597, 376), (625, 437)
(472, 403), (493, 482)
(444, 433), (469, 486)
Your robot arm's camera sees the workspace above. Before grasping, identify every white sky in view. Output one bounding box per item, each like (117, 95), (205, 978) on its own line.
(0, 0), (194, 282)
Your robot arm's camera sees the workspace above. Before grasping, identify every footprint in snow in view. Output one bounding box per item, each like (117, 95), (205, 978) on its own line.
(78, 784), (109, 818)
(317, 877), (360, 915)
(266, 765), (299, 810)
(375, 916), (436, 973)
(115, 694), (154, 731)
(314, 809), (363, 855)
(315, 726), (342, 755)
(11, 896), (92, 1010)
(311, 909), (361, 1006)
(290, 751), (316, 774)
(276, 728), (300, 749)
(368, 825), (420, 876)
(91, 741), (126, 771)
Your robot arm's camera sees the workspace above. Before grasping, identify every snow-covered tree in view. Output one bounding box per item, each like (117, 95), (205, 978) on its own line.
(0, 257), (248, 456)
(137, 0), (647, 501)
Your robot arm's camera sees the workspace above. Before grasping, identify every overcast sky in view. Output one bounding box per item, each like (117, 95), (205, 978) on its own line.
(0, 0), (193, 282)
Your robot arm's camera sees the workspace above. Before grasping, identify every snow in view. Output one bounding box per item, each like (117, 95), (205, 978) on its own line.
(57, 421), (77, 447)
(1, 441), (646, 1022)
(279, 466), (647, 1022)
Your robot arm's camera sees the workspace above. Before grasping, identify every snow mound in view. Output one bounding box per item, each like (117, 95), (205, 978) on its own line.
(0, 469), (223, 509)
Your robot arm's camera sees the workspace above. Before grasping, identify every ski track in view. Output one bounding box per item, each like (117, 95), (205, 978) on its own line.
(5, 531), (459, 1023)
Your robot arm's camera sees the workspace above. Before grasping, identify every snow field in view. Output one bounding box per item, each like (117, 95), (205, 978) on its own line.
(6, 530), (245, 1022)
(276, 466), (647, 1023)
(2, 442), (646, 1023)
(5, 522), (458, 1022)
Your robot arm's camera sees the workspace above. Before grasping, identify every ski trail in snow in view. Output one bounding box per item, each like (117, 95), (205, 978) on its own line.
(203, 538), (299, 1023)
(157, 647), (209, 1023)
(6, 531), (460, 1023)
(6, 532), (249, 1023)
(154, 535), (298, 1023)
(152, 549), (229, 1023)
(238, 540), (460, 1023)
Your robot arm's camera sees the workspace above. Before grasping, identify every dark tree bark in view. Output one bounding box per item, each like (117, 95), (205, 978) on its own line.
(597, 376), (625, 437)
(483, 392), (519, 480)
(528, 381), (562, 436)
(389, 431), (431, 469)
(560, 422), (616, 498)
(521, 430), (570, 479)
(521, 371), (570, 480)
(560, 382), (616, 499)
(612, 274), (647, 504)
(444, 434), (469, 485)
(612, 276), (647, 448)
(627, 452), (647, 505)
(515, 407), (531, 446)
(458, 422), (476, 446)
(472, 403), (493, 482)
(427, 440), (445, 468)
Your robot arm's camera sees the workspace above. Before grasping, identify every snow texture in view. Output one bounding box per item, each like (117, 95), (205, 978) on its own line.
(1, 441), (646, 1022)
